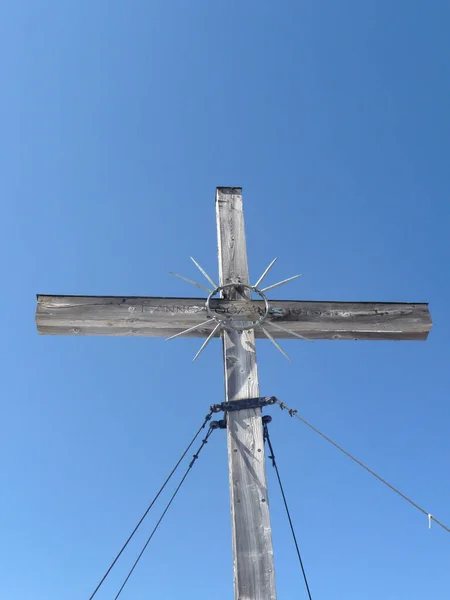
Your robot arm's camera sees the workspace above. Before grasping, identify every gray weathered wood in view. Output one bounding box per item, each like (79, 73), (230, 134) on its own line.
(36, 295), (432, 341)
(216, 187), (277, 600)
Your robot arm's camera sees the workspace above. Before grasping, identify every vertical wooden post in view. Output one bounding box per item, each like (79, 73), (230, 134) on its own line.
(216, 187), (277, 600)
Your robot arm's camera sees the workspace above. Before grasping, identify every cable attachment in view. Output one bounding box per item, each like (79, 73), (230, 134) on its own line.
(203, 411), (213, 426)
(428, 514), (433, 529)
(210, 396), (277, 414)
(262, 420), (276, 467)
(189, 427), (214, 468)
(277, 400), (297, 417)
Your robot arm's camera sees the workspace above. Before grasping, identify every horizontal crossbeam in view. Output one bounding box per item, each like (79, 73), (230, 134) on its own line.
(36, 295), (432, 341)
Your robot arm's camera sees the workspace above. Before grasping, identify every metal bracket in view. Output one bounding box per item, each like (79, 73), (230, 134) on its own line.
(210, 419), (227, 430)
(210, 396), (277, 414)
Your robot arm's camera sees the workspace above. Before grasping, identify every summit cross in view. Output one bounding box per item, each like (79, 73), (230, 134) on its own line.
(36, 187), (432, 600)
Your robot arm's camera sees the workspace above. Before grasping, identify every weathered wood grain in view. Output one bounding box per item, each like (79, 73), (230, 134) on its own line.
(36, 295), (432, 341)
(216, 187), (277, 600)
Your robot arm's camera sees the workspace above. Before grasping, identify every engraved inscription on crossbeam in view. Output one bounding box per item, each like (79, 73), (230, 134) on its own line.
(142, 305), (206, 314)
(142, 301), (264, 320)
(138, 303), (415, 319)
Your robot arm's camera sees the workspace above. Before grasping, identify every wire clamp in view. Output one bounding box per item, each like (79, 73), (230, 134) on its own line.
(210, 419), (227, 430)
(277, 400), (297, 417)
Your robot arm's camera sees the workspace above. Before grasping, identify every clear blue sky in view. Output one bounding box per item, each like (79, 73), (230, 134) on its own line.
(2, 1), (449, 598)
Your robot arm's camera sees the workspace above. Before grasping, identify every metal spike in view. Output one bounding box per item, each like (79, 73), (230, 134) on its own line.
(261, 275), (301, 292)
(259, 325), (291, 361)
(169, 271), (213, 294)
(193, 322), (222, 361)
(166, 319), (212, 341)
(190, 257), (218, 289)
(266, 320), (313, 343)
(260, 274), (302, 293)
(253, 258), (278, 289)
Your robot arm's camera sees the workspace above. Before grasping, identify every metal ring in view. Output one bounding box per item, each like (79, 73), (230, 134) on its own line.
(205, 283), (270, 331)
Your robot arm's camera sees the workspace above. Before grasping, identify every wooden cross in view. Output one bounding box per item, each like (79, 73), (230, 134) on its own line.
(36, 187), (432, 600)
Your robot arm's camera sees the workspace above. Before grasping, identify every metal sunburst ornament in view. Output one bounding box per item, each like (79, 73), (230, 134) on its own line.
(168, 257), (309, 361)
